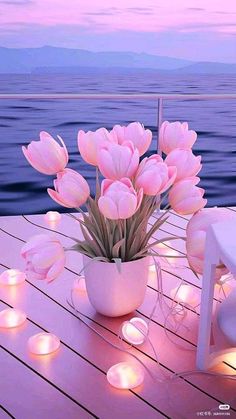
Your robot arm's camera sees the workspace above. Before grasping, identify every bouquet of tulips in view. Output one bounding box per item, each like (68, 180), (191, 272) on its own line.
(22, 121), (207, 281)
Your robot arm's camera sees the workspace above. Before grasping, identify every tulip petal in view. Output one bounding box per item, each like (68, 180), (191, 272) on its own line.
(47, 257), (65, 282)
(47, 188), (73, 208)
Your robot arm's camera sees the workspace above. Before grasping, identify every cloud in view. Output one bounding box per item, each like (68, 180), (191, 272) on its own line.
(215, 11), (236, 15)
(127, 7), (153, 12)
(179, 22), (236, 32)
(85, 11), (115, 16)
(1, 0), (33, 4)
(84, 7), (153, 17)
(187, 7), (205, 12)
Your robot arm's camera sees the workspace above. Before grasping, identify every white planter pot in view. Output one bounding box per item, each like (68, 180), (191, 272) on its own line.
(83, 255), (150, 317)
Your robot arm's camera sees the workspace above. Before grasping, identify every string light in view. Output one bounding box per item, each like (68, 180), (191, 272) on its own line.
(28, 332), (60, 355)
(44, 211), (61, 227)
(0, 308), (26, 328)
(0, 269), (26, 286)
(73, 276), (87, 294)
(107, 362), (144, 389)
(171, 284), (198, 306)
(121, 317), (148, 345)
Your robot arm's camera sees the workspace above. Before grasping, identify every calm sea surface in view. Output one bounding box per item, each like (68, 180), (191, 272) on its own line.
(0, 71), (236, 215)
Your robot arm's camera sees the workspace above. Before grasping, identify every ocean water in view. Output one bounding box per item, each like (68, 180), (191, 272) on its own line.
(0, 70), (236, 215)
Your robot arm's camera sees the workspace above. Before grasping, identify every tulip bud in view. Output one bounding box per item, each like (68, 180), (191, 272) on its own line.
(21, 234), (65, 282)
(22, 131), (68, 175)
(135, 155), (176, 196)
(47, 168), (90, 208)
(98, 178), (143, 220)
(159, 121), (197, 155)
(169, 177), (207, 215)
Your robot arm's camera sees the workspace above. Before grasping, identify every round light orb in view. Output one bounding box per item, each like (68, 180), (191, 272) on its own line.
(0, 308), (27, 328)
(44, 211), (61, 227)
(149, 264), (156, 273)
(164, 249), (180, 266)
(28, 332), (60, 355)
(122, 317), (148, 345)
(0, 269), (26, 286)
(171, 284), (198, 306)
(156, 241), (170, 249)
(107, 362), (144, 389)
(73, 276), (87, 294)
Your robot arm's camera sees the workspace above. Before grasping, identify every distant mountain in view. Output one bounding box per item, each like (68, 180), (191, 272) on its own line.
(0, 46), (192, 73)
(175, 61), (236, 74)
(0, 46), (235, 74)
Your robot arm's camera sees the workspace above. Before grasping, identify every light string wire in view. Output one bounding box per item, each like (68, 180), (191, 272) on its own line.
(67, 251), (236, 378)
(67, 287), (159, 382)
(67, 250), (236, 416)
(21, 211), (236, 411)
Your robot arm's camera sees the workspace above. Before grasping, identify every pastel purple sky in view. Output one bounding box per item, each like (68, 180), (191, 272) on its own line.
(1, 0), (236, 62)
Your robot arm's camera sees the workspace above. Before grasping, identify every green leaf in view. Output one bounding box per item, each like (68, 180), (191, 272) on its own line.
(112, 238), (125, 259)
(111, 258), (122, 273)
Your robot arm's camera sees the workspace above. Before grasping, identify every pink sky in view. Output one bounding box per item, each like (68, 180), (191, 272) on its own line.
(0, 0), (236, 62)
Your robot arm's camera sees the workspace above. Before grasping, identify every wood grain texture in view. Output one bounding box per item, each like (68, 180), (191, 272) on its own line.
(0, 210), (236, 418)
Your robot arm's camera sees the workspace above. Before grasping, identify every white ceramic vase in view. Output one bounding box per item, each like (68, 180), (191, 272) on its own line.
(82, 255), (150, 317)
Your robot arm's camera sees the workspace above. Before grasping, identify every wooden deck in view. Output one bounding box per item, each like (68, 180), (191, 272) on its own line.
(0, 209), (236, 419)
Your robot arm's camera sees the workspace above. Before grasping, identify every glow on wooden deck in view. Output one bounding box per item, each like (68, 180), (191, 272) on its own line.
(0, 209), (236, 418)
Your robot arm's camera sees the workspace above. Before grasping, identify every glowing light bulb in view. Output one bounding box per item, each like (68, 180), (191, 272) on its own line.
(217, 273), (233, 286)
(171, 284), (198, 306)
(164, 249), (179, 265)
(44, 211), (61, 228)
(0, 269), (26, 286)
(107, 362), (144, 389)
(149, 264), (156, 273)
(155, 241), (170, 250)
(73, 276), (87, 294)
(121, 317), (148, 345)
(223, 352), (236, 369)
(0, 308), (26, 328)
(154, 242), (180, 266)
(28, 332), (60, 355)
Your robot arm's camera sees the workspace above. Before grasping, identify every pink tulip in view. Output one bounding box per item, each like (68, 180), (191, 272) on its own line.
(98, 141), (139, 180)
(159, 121), (197, 155)
(22, 131), (68, 175)
(168, 177), (207, 215)
(165, 148), (202, 182)
(98, 178), (143, 220)
(135, 155), (177, 196)
(186, 208), (236, 279)
(21, 234), (65, 282)
(111, 122), (152, 156)
(47, 168), (90, 208)
(78, 127), (115, 166)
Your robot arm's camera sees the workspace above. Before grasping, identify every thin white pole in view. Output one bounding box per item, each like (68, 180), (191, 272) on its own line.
(0, 93), (236, 100)
(157, 98), (163, 155)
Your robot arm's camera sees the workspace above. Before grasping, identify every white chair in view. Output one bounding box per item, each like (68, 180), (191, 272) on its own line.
(196, 220), (236, 370)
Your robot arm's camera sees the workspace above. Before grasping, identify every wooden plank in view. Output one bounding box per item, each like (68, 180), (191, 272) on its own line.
(0, 216), (230, 353)
(14, 212), (236, 305)
(1, 282), (232, 418)
(0, 406), (14, 419)
(23, 211), (236, 298)
(0, 347), (91, 419)
(0, 223), (236, 414)
(0, 301), (161, 419)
